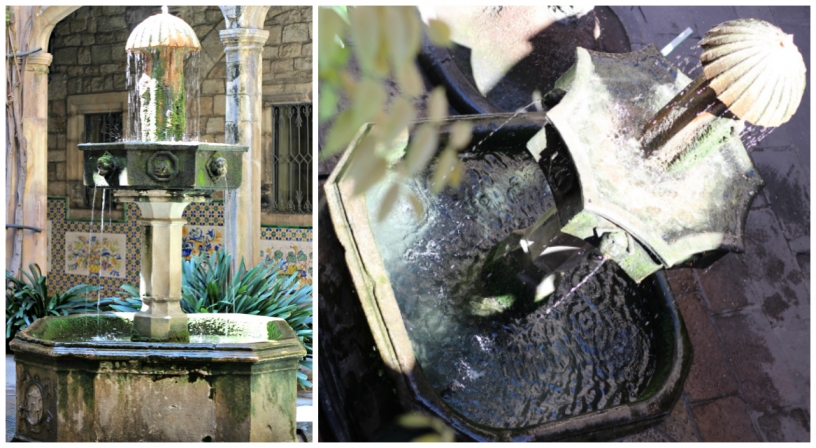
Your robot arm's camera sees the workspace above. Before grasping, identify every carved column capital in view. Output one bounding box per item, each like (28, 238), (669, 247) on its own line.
(23, 52), (52, 72)
(219, 28), (269, 50)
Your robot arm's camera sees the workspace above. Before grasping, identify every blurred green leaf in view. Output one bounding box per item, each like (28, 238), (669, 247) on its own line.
(396, 62), (423, 98)
(319, 84), (339, 123)
(384, 6), (422, 72)
(353, 78), (387, 125)
(427, 86), (448, 122)
(352, 156), (388, 196)
(377, 183), (401, 222)
(431, 146), (458, 194)
(448, 121), (473, 149)
(380, 96), (416, 144)
(407, 191), (424, 220)
(404, 123), (439, 176)
(349, 7), (382, 77)
(427, 19), (453, 47)
(323, 109), (361, 157)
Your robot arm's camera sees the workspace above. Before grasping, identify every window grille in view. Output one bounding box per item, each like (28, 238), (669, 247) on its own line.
(84, 112), (123, 143)
(264, 103), (312, 214)
(82, 112), (123, 210)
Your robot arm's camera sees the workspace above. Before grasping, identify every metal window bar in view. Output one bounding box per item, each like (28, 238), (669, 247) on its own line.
(268, 103), (312, 214)
(83, 112), (123, 208)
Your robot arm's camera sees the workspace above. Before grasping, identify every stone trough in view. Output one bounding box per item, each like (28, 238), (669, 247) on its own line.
(11, 313), (305, 442)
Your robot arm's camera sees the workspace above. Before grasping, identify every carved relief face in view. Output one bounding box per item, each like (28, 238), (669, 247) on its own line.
(97, 158), (113, 176)
(97, 152), (118, 177)
(24, 384), (43, 425)
(211, 157), (227, 177)
(153, 160), (171, 177)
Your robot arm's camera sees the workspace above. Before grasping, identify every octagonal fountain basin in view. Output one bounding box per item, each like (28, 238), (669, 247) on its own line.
(10, 313), (306, 442)
(326, 113), (692, 441)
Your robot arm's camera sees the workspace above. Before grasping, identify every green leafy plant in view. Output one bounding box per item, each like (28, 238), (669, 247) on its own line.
(116, 250), (313, 388)
(5, 264), (100, 338)
(319, 6), (473, 219)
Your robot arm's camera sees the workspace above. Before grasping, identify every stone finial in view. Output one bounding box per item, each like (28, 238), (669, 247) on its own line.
(700, 18), (806, 127)
(640, 19), (806, 167)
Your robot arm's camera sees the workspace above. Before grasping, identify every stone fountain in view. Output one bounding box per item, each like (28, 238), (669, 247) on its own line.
(11, 8), (305, 442)
(325, 19), (804, 441)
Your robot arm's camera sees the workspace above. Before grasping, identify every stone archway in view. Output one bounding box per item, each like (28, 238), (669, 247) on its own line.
(7, 6), (79, 274)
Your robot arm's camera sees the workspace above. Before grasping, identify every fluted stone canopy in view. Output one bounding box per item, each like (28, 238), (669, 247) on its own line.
(126, 9), (201, 53)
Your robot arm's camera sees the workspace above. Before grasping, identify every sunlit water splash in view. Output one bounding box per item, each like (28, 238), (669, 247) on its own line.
(367, 145), (656, 428)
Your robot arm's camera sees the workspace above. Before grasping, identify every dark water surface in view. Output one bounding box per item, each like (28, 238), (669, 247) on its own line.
(367, 144), (656, 428)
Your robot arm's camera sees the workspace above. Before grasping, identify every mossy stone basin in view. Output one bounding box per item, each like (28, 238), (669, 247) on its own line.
(10, 313), (305, 442)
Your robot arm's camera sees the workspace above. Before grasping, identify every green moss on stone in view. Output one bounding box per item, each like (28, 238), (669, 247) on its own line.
(33, 315), (130, 341)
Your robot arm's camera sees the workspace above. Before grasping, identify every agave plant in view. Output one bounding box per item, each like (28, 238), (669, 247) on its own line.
(181, 250), (313, 387)
(6, 264), (101, 338)
(116, 250), (313, 388)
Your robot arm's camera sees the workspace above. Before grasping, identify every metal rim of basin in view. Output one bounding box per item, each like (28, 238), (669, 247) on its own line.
(417, 6), (631, 115)
(325, 116), (693, 441)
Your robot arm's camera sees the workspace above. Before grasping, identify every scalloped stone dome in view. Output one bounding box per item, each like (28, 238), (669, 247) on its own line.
(126, 10), (201, 52)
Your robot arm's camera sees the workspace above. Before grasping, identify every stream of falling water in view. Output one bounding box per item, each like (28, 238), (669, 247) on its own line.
(543, 257), (607, 316)
(97, 189), (106, 331)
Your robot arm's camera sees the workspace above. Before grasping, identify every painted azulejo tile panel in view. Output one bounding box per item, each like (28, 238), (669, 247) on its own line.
(47, 198), (312, 295)
(260, 227), (313, 286)
(182, 225), (224, 260)
(64, 232), (127, 278)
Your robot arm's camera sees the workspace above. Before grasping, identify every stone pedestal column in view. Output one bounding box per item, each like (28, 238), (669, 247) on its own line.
(220, 28), (269, 269)
(116, 190), (206, 342)
(16, 52), (52, 273)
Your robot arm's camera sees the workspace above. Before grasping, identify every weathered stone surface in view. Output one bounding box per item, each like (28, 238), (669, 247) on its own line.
(795, 253), (809, 281)
(76, 47), (92, 65)
(676, 293), (739, 402)
(201, 79), (222, 95)
(302, 42), (312, 56)
(79, 33), (95, 46)
(696, 252), (752, 312)
(55, 162), (66, 181)
(282, 23), (310, 43)
(275, 70), (302, 80)
(11, 314), (305, 442)
(53, 47), (77, 65)
(658, 395), (701, 441)
(294, 57), (311, 71)
(665, 268), (697, 295)
(90, 44), (112, 63)
(280, 43), (301, 58)
(199, 96), (213, 115)
(750, 150), (810, 253)
(266, 25), (282, 44)
(714, 310), (808, 410)
(755, 406), (811, 442)
(263, 45), (279, 59)
(206, 117), (225, 135)
(63, 34), (81, 47)
(691, 396), (760, 442)
(213, 95), (225, 114)
(615, 427), (672, 442)
(270, 58), (294, 72)
(97, 15), (126, 32)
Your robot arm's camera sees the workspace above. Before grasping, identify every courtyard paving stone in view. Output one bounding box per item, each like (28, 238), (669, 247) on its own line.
(657, 394), (701, 442)
(691, 395), (761, 442)
(676, 293), (740, 402)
